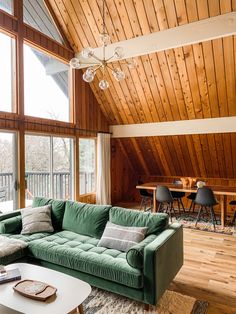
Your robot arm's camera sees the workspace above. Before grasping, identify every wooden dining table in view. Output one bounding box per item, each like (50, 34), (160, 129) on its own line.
(136, 182), (236, 227)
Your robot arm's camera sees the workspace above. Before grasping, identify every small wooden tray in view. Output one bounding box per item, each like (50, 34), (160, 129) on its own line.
(13, 279), (57, 301)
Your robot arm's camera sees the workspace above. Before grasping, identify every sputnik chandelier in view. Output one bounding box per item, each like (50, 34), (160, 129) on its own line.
(69, 0), (136, 90)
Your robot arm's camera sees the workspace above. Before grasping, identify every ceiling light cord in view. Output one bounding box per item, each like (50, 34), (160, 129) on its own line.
(69, 0), (137, 90)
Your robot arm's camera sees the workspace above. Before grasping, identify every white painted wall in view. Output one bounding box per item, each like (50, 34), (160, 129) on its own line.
(110, 116), (236, 138)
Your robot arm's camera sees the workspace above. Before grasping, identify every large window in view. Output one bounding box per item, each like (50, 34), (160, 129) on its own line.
(24, 44), (70, 122)
(23, 0), (64, 44)
(0, 132), (18, 212)
(25, 134), (73, 201)
(0, 0), (13, 14)
(0, 31), (15, 112)
(79, 138), (96, 195)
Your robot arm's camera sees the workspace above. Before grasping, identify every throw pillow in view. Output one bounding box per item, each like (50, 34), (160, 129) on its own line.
(126, 234), (157, 269)
(97, 221), (148, 252)
(21, 205), (54, 235)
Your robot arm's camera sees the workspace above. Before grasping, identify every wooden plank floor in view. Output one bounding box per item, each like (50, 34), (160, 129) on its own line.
(170, 228), (236, 314)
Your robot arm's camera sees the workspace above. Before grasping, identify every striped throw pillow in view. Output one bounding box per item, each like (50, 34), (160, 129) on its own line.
(97, 221), (148, 252)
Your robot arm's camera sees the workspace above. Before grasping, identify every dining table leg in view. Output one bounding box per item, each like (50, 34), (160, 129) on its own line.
(220, 195), (227, 227)
(153, 190), (156, 213)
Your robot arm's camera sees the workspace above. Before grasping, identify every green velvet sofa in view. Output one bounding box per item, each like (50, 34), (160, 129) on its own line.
(0, 197), (183, 306)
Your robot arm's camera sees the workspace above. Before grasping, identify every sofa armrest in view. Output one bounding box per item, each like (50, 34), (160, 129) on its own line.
(0, 216), (22, 234)
(143, 223), (183, 305)
(0, 210), (21, 222)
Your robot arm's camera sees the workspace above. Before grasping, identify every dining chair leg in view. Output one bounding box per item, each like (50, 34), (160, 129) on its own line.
(232, 211), (236, 225)
(195, 206), (203, 227)
(177, 199), (181, 214)
(192, 203), (196, 213)
(169, 203), (173, 222)
(180, 198), (185, 213)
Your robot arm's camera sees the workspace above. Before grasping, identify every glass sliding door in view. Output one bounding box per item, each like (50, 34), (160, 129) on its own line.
(79, 138), (96, 195)
(25, 134), (73, 202)
(53, 137), (73, 200)
(25, 135), (50, 204)
(0, 132), (18, 212)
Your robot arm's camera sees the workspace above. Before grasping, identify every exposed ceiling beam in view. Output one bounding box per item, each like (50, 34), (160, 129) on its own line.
(75, 12), (236, 68)
(110, 117), (236, 138)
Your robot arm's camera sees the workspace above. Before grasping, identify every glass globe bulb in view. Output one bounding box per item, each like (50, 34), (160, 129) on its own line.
(83, 67), (95, 83)
(70, 58), (80, 69)
(127, 58), (137, 69)
(99, 33), (110, 46)
(112, 68), (125, 82)
(81, 47), (94, 59)
(99, 79), (109, 90)
(114, 47), (124, 59)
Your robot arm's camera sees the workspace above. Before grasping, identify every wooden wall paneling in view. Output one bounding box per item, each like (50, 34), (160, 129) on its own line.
(223, 36), (236, 116)
(207, 134), (220, 177)
(0, 10), (17, 34)
(23, 24), (73, 62)
(152, 137), (172, 176)
(222, 133), (234, 178)
(111, 138), (137, 204)
(146, 137), (165, 176)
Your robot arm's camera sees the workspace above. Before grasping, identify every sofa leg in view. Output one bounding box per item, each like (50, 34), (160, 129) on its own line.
(144, 303), (150, 311)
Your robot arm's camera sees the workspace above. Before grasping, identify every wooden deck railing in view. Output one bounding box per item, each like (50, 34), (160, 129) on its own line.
(0, 171), (95, 200)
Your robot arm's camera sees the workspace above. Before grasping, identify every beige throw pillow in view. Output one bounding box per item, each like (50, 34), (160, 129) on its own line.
(21, 205), (54, 235)
(97, 221), (148, 252)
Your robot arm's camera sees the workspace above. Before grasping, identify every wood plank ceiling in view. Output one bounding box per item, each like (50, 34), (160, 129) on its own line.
(48, 0), (236, 125)
(47, 0), (236, 183)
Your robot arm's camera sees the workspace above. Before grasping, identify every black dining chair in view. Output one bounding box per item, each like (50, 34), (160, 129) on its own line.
(229, 200), (236, 225)
(171, 179), (186, 213)
(156, 186), (175, 222)
(194, 187), (218, 229)
(137, 180), (153, 211)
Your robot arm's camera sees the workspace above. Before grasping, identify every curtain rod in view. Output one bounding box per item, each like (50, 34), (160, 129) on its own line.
(0, 116), (112, 134)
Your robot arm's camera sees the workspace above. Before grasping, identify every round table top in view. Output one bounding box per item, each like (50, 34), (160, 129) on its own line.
(0, 263), (91, 314)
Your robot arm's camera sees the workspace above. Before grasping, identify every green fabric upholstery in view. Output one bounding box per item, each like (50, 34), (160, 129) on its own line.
(5, 232), (52, 243)
(110, 207), (169, 235)
(28, 230), (143, 289)
(126, 234), (157, 269)
(35, 260), (144, 303)
(0, 210), (21, 222)
(0, 216), (22, 234)
(143, 223), (183, 305)
(62, 201), (111, 239)
(32, 197), (66, 230)
(0, 202), (183, 306)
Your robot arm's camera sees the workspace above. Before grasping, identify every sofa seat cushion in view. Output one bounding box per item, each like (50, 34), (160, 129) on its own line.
(28, 231), (143, 289)
(5, 232), (52, 243)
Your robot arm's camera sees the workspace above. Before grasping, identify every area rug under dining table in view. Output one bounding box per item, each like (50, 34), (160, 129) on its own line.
(83, 287), (208, 314)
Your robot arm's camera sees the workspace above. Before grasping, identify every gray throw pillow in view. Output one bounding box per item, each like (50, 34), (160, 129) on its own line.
(97, 221), (148, 252)
(21, 205), (54, 235)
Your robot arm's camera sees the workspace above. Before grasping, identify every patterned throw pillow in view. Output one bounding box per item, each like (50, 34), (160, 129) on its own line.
(97, 221), (148, 252)
(21, 205), (54, 235)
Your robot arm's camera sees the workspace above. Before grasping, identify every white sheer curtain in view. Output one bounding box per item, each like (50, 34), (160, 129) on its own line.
(96, 133), (111, 205)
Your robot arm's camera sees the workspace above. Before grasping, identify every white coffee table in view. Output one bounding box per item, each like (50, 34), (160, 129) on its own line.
(0, 263), (91, 314)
